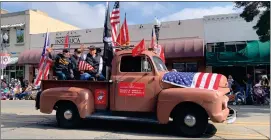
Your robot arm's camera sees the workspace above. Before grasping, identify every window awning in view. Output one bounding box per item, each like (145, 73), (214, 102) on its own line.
(18, 49), (42, 64)
(8, 57), (18, 65)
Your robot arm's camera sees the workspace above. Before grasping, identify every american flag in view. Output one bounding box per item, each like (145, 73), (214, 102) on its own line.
(34, 32), (51, 86)
(78, 61), (94, 71)
(162, 72), (222, 90)
(35, 59), (53, 86)
(110, 1), (120, 46)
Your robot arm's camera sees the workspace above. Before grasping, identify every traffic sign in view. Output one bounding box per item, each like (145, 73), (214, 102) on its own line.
(0, 53), (10, 69)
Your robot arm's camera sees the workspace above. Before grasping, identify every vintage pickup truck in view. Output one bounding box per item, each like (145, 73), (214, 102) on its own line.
(35, 49), (236, 137)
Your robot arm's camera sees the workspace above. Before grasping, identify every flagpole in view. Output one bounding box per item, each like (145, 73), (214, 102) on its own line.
(118, 2), (121, 47)
(42, 29), (49, 82)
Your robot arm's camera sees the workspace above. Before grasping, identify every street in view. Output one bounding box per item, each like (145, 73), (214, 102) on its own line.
(1, 100), (270, 139)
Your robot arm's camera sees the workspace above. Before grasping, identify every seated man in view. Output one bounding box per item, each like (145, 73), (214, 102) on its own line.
(80, 46), (105, 81)
(54, 49), (74, 80)
(70, 48), (83, 80)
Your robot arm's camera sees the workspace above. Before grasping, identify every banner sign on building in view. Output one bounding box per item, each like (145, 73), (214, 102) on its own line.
(0, 53), (10, 69)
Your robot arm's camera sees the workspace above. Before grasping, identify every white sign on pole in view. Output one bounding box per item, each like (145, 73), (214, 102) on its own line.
(0, 53), (10, 69)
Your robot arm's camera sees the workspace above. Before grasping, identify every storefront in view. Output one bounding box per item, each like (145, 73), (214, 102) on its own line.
(18, 37), (206, 81)
(206, 40), (270, 85)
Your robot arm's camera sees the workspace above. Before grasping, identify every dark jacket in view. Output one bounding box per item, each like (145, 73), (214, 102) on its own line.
(54, 53), (72, 73)
(70, 55), (83, 79)
(85, 53), (101, 74)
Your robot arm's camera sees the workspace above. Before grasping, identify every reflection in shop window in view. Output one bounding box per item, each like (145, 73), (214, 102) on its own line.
(1, 30), (10, 44)
(173, 63), (185, 72)
(186, 63), (198, 72)
(173, 62), (198, 72)
(16, 28), (24, 43)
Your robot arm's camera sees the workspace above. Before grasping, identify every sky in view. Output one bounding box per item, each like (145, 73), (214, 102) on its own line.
(1, 1), (243, 29)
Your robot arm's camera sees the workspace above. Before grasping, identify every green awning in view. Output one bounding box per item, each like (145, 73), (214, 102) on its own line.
(206, 40), (270, 66)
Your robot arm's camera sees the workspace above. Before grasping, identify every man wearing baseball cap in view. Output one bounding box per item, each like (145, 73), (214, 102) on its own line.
(81, 45), (105, 81)
(54, 49), (73, 80)
(70, 48), (83, 80)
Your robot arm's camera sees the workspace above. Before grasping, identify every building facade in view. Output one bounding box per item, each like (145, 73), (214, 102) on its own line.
(0, 9), (80, 82)
(19, 18), (206, 82)
(204, 13), (270, 84)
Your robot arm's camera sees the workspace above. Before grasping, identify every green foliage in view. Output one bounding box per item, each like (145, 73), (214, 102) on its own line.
(234, 2), (270, 42)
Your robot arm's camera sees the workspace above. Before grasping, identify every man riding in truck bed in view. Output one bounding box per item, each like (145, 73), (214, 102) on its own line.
(54, 49), (74, 80)
(80, 46), (105, 81)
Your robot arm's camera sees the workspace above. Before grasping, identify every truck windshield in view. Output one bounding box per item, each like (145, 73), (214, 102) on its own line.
(153, 56), (168, 72)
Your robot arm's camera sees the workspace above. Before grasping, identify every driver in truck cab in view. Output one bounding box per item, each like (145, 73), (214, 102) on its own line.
(54, 49), (74, 80)
(80, 46), (105, 81)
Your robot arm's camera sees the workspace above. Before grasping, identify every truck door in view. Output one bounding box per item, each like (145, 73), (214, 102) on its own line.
(113, 55), (157, 112)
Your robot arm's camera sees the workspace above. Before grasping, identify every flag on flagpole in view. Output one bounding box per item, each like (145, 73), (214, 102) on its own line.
(110, 1), (120, 46)
(103, 2), (114, 67)
(34, 32), (52, 86)
(38, 32), (50, 69)
(132, 39), (145, 57)
(116, 13), (130, 46)
(64, 34), (69, 48)
(150, 28), (156, 48)
(34, 58), (53, 86)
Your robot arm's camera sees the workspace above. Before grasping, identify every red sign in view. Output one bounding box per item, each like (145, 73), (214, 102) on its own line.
(94, 89), (107, 105)
(118, 82), (145, 97)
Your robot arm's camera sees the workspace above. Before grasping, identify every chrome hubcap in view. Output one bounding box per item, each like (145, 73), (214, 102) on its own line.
(184, 115), (196, 127)
(64, 110), (73, 120)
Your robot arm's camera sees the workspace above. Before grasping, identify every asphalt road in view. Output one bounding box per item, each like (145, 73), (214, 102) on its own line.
(1, 100), (270, 139)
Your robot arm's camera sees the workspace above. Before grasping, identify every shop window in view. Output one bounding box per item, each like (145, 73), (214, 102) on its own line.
(173, 63), (185, 72)
(1, 30), (10, 44)
(16, 28), (24, 43)
(186, 62), (198, 72)
(173, 62), (198, 72)
(236, 43), (246, 52)
(215, 42), (225, 52)
(225, 44), (237, 52)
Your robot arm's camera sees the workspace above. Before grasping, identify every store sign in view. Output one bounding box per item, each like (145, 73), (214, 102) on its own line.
(55, 35), (82, 44)
(0, 53), (10, 69)
(1, 23), (25, 28)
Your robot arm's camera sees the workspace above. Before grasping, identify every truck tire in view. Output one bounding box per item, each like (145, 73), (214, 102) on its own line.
(56, 102), (80, 128)
(172, 106), (208, 137)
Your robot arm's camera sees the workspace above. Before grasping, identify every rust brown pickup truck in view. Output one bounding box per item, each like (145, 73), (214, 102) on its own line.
(35, 49), (236, 137)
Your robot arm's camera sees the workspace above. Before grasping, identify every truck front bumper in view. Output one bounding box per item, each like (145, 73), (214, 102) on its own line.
(208, 95), (237, 123)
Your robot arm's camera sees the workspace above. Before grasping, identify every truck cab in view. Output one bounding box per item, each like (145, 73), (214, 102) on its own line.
(36, 49), (236, 137)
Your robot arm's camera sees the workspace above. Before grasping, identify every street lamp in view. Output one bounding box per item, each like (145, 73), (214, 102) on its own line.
(154, 17), (161, 45)
(0, 33), (8, 80)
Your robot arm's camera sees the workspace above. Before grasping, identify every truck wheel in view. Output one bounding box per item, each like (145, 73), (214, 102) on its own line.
(56, 103), (80, 128)
(173, 106), (208, 137)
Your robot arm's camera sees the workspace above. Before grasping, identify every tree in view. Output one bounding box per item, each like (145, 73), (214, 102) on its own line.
(234, 2), (270, 42)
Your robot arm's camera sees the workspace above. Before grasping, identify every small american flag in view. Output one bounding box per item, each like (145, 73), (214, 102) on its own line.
(78, 61), (94, 71)
(110, 1), (120, 46)
(162, 72), (222, 90)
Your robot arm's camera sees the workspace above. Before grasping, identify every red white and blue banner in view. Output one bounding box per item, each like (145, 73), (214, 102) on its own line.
(162, 72), (222, 90)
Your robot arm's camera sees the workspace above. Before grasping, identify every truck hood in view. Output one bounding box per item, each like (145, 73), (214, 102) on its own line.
(159, 72), (228, 91)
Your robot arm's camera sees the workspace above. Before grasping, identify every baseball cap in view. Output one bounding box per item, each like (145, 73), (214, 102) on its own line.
(74, 48), (82, 53)
(88, 45), (96, 50)
(63, 49), (70, 53)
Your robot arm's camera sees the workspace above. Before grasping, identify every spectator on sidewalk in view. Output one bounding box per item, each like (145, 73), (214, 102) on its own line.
(228, 75), (234, 90)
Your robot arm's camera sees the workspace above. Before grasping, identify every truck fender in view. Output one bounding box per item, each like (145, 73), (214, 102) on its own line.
(40, 87), (95, 118)
(156, 88), (215, 124)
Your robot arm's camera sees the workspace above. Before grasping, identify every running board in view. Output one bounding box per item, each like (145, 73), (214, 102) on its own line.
(85, 113), (159, 124)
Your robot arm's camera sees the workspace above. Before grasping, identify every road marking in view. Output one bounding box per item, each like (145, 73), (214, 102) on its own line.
(233, 122), (270, 125)
(215, 132), (266, 138)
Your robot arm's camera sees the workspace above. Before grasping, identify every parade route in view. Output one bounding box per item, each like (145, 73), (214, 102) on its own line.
(1, 100), (270, 139)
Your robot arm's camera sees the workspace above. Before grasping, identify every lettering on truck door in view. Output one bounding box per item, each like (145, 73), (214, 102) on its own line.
(114, 55), (156, 112)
